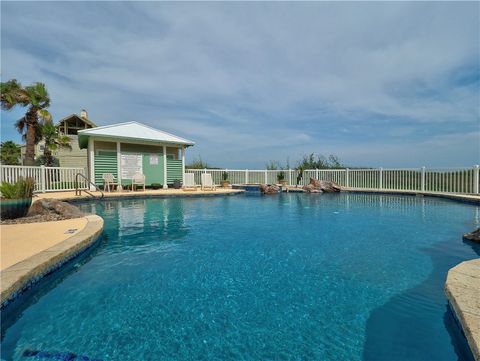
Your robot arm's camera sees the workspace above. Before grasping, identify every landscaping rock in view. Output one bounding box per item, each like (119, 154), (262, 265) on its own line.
(260, 184), (280, 194)
(463, 228), (480, 243)
(302, 184), (323, 193)
(309, 178), (342, 192)
(27, 198), (85, 219)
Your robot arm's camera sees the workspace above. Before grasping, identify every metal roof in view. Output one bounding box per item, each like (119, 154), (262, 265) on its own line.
(78, 121), (195, 148)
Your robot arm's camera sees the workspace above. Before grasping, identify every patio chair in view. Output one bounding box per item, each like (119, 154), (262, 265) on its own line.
(132, 172), (146, 191)
(102, 173), (118, 192)
(183, 173), (197, 191)
(201, 173), (216, 191)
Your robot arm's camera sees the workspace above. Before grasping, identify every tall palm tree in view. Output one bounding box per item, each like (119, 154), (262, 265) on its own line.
(0, 79), (51, 165)
(40, 123), (71, 167)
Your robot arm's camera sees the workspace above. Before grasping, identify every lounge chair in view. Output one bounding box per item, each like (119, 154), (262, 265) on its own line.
(201, 173), (216, 191)
(183, 173), (197, 191)
(102, 173), (118, 192)
(132, 172), (146, 191)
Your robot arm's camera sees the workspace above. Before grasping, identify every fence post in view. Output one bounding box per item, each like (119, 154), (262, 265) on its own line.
(288, 169), (292, 185)
(346, 168), (350, 188)
(264, 170), (268, 184)
(316, 168), (319, 180)
(41, 165), (46, 193)
(474, 165), (479, 194)
(379, 167), (383, 190)
(421, 166), (426, 192)
(245, 169), (249, 184)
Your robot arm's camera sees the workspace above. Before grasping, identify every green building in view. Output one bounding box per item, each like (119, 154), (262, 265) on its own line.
(78, 121), (194, 189)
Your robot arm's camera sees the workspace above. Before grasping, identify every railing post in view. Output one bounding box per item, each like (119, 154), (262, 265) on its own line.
(245, 169), (249, 184)
(41, 165), (46, 193)
(379, 167), (383, 190)
(474, 165), (479, 194)
(346, 168), (350, 188)
(316, 168), (319, 180)
(421, 166), (426, 192)
(264, 170), (268, 184)
(288, 169), (292, 185)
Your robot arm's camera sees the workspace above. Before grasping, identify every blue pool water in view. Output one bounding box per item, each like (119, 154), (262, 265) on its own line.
(1, 193), (479, 361)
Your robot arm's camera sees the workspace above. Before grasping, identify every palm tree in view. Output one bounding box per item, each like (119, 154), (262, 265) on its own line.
(0, 79), (51, 165)
(41, 123), (71, 167)
(0, 141), (21, 165)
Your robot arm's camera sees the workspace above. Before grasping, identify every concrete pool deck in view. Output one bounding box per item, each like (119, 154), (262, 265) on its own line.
(445, 259), (480, 361)
(281, 185), (480, 203)
(0, 215), (104, 308)
(33, 187), (244, 201)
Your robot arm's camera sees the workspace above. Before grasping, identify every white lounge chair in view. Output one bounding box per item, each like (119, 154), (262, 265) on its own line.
(102, 173), (118, 192)
(132, 172), (146, 191)
(201, 173), (216, 191)
(183, 173), (197, 191)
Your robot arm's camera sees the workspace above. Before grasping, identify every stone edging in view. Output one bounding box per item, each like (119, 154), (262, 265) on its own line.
(445, 258), (480, 361)
(0, 214), (104, 310)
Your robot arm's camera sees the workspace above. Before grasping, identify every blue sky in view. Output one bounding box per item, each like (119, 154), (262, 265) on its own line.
(1, 2), (479, 168)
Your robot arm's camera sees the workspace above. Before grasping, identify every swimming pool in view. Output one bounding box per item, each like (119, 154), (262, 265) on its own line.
(1, 193), (479, 360)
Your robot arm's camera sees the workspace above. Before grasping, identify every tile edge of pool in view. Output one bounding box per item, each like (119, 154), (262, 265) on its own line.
(0, 214), (104, 310)
(445, 258), (480, 361)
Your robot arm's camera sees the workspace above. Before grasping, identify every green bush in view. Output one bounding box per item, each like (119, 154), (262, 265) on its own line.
(0, 177), (35, 199)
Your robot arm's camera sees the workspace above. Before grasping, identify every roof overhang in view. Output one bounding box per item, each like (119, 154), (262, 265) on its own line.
(78, 133), (194, 149)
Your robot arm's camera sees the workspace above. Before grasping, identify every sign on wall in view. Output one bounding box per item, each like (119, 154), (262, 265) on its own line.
(149, 154), (159, 165)
(121, 153), (143, 179)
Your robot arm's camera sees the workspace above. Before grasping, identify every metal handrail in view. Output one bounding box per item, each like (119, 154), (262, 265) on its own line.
(75, 173), (104, 198)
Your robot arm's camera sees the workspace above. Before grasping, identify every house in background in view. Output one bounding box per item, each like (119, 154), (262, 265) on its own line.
(78, 121), (194, 189)
(22, 109), (96, 169)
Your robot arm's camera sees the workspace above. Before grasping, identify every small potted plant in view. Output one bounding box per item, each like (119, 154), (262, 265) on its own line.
(173, 179), (182, 189)
(221, 171), (230, 188)
(151, 183), (162, 190)
(277, 171), (287, 187)
(0, 177), (35, 219)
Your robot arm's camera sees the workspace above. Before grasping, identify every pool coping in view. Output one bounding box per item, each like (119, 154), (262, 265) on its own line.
(34, 188), (245, 203)
(342, 188), (480, 205)
(0, 214), (104, 310)
(445, 258), (480, 361)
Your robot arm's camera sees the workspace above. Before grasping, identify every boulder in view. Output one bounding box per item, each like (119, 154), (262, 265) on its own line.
(27, 198), (85, 219)
(463, 228), (480, 243)
(309, 178), (342, 193)
(302, 184), (323, 193)
(259, 184), (280, 194)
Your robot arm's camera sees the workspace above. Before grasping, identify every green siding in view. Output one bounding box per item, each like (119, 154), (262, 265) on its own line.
(94, 151), (117, 185)
(143, 153), (165, 186)
(93, 147), (183, 187)
(167, 158), (182, 183)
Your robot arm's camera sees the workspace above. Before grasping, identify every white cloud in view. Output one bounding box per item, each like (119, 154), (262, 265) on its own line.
(1, 2), (478, 167)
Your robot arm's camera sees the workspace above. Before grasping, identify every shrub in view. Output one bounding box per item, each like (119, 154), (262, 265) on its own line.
(0, 177), (35, 199)
(222, 171), (229, 181)
(277, 171), (285, 182)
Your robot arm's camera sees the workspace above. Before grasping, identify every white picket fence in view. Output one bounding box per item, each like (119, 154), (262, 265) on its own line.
(0, 165), (88, 193)
(1, 165), (478, 195)
(186, 166), (480, 195)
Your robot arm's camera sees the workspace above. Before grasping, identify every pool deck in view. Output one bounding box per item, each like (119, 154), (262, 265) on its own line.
(445, 259), (480, 361)
(33, 187), (244, 202)
(0, 215), (104, 308)
(283, 186), (480, 204)
(342, 188), (480, 204)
